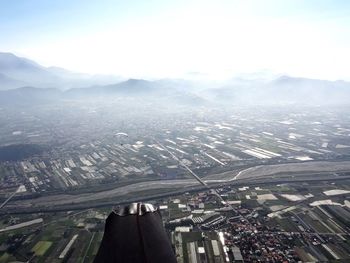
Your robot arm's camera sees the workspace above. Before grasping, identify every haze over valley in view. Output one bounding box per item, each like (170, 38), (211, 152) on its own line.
(1, 52), (350, 107)
(1, 1), (350, 262)
(1, 52), (350, 210)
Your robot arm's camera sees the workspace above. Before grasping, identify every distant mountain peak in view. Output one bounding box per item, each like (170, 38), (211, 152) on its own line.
(125, 78), (150, 84)
(0, 52), (42, 69)
(0, 52), (121, 90)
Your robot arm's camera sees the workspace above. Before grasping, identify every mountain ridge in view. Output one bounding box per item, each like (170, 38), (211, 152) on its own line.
(0, 52), (122, 90)
(0, 52), (350, 106)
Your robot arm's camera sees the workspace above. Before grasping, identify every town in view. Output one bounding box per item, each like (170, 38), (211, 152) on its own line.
(0, 179), (349, 262)
(0, 103), (350, 262)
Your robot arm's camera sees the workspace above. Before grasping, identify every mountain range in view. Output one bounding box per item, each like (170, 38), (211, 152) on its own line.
(0, 52), (350, 106)
(0, 52), (121, 90)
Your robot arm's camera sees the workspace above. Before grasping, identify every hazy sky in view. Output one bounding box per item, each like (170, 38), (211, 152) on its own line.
(1, 0), (350, 80)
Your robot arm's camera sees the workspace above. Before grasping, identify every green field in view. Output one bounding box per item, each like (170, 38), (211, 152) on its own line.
(32, 241), (52, 256)
(0, 253), (10, 263)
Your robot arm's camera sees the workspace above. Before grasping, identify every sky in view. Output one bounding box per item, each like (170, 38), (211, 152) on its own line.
(1, 0), (350, 80)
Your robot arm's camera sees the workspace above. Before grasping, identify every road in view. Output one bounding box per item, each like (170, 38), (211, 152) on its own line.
(4, 160), (350, 213)
(0, 185), (23, 209)
(0, 218), (43, 233)
(203, 160), (350, 181)
(156, 140), (227, 205)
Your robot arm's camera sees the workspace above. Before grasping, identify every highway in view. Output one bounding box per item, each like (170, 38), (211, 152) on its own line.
(0, 185), (23, 209)
(155, 139), (228, 205)
(3, 160), (350, 214)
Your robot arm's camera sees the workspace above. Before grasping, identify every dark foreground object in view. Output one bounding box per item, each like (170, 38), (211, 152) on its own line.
(94, 203), (177, 263)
